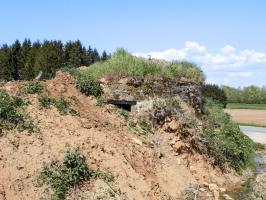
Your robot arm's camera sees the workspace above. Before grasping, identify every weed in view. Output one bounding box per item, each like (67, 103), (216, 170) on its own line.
(76, 73), (102, 97)
(38, 95), (53, 108)
(0, 89), (34, 131)
(22, 81), (44, 94)
(38, 150), (90, 200)
(202, 98), (255, 173)
(127, 117), (151, 136)
(53, 97), (70, 115)
(95, 97), (107, 106)
(117, 108), (129, 120)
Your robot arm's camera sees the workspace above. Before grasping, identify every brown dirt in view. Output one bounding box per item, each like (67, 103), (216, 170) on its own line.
(0, 72), (242, 200)
(225, 109), (266, 126)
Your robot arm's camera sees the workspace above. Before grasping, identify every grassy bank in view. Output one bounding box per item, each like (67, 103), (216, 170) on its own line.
(227, 103), (266, 110)
(80, 49), (205, 83)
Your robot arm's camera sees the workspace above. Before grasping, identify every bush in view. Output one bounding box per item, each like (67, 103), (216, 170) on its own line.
(38, 150), (90, 199)
(202, 98), (255, 172)
(202, 84), (227, 108)
(53, 97), (70, 115)
(0, 89), (33, 131)
(22, 81), (44, 94)
(38, 95), (53, 108)
(76, 73), (102, 97)
(117, 108), (129, 120)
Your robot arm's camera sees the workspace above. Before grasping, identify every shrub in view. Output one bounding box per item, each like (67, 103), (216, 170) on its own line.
(202, 98), (255, 172)
(53, 97), (70, 115)
(22, 81), (44, 94)
(0, 89), (33, 131)
(38, 150), (90, 200)
(202, 84), (227, 108)
(76, 73), (102, 97)
(38, 95), (53, 108)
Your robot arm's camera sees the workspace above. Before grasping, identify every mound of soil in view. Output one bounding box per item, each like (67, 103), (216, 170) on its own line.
(0, 72), (242, 200)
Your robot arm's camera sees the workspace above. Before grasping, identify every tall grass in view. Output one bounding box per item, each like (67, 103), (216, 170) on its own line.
(82, 49), (205, 83)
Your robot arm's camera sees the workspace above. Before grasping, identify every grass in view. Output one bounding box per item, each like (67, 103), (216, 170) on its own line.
(80, 49), (205, 83)
(238, 123), (266, 128)
(202, 98), (255, 173)
(227, 103), (266, 110)
(127, 117), (151, 136)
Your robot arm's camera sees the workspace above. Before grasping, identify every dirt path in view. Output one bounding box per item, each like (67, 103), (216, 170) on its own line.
(225, 109), (266, 126)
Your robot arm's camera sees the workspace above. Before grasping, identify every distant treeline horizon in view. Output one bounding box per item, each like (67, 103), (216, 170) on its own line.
(0, 39), (110, 80)
(222, 85), (266, 104)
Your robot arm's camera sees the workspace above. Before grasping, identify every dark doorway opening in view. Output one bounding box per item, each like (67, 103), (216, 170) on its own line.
(107, 100), (137, 111)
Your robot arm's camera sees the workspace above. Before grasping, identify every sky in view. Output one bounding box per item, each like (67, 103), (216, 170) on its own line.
(0, 0), (266, 87)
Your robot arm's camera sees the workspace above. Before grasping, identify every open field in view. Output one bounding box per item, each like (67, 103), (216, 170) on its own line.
(227, 103), (266, 110)
(225, 109), (266, 126)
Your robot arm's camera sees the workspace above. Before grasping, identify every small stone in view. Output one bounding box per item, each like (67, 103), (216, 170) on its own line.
(132, 138), (142, 146)
(208, 183), (219, 192)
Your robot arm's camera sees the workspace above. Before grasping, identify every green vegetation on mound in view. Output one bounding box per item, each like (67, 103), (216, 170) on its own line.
(38, 150), (114, 200)
(202, 99), (255, 173)
(0, 89), (34, 132)
(81, 49), (205, 83)
(227, 103), (266, 110)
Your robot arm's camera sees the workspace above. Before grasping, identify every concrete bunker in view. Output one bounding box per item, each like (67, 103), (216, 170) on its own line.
(107, 100), (137, 111)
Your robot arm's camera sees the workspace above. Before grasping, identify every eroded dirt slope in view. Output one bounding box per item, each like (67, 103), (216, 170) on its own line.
(0, 72), (242, 200)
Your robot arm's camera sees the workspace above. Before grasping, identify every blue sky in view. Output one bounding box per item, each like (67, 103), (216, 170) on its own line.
(1, 0), (266, 87)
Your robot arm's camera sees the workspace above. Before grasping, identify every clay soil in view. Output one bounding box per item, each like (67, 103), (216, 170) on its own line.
(0, 72), (242, 200)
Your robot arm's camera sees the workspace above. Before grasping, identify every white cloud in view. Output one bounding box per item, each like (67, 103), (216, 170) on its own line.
(227, 72), (252, 78)
(133, 41), (266, 86)
(133, 41), (266, 70)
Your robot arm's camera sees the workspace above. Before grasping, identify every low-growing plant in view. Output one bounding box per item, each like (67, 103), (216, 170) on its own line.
(76, 73), (102, 97)
(38, 150), (90, 200)
(117, 108), (129, 120)
(0, 89), (34, 131)
(38, 95), (53, 108)
(95, 97), (107, 106)
(127, 117), (151, 136)
(202, 98), (255, 173)
(38, 150), (115, 200)
(22, 81), (44, 94)
(53, 97), (70, 115)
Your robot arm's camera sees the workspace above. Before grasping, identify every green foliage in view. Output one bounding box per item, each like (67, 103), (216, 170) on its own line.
(38, 95), (53, 108)
(0, 39), (108, 81)
(22, 81), (44, 94)
(127, 117), (151, 136)
(117, 108), (129, 120)
(202, 84), (227, 108)
(75, 72), (102, 97)
(38, 150), (115, 200)
(53, 97), (70, 115)
(83, 49), (205, 83)
(95, 97), (107, 106)
(63, 67), (103, 97)
(0, 89), (33, 131)
(226, 103), (266, 110)
(223, 85), (266, 104)
(38, 95), (78, 116)
(202, 98), (255, 172)
(38, 150), (90, 200)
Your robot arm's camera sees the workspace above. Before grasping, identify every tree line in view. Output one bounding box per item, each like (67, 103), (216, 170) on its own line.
(0, 39), (110, 80)
(222, 85), (266, 104)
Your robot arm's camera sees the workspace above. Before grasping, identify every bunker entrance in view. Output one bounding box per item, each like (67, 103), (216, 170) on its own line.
(107, 100), (137, 112)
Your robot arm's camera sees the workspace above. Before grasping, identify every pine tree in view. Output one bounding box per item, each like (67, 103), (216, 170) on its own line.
(0, 44), (12, 81)
(101, 51), (108, 61)
(10, 40), (22, 80)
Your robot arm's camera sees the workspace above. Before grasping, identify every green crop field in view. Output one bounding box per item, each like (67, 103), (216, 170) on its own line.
(227, 103), (266, 110)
